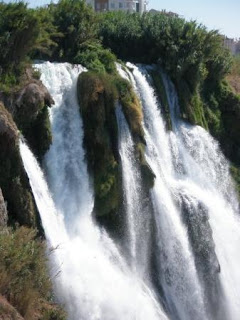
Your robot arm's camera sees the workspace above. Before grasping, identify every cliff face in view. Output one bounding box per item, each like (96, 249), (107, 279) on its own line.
(1, 77), (53, 161)
(0, 70), (53, 228)
(0, 102), (37, 226)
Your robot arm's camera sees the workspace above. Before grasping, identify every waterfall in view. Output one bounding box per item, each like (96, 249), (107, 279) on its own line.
(20, 62), (169, 320)
(19, 60), (240, 320)
(163, 75), (240, 319)
(116, 104), (151, 277)
(128, 64), (209, 320)
(125, 63), (240, 320)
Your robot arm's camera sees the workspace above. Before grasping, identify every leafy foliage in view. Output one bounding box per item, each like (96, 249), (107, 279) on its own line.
(74, 41), (117, 73)
(99, 11), (232, 126)
(50, 0), (98, 61)
(0, 1), (56, 74)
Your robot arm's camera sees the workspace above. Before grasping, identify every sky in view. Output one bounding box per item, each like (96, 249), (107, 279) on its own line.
(3, 0), (240, 38)
(150, 0), (240, 39)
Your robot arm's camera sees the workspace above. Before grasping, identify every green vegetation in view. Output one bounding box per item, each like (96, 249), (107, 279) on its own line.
(77, 70), (156, 227)
(99, 11), (232, 128)
(49, 0), (98, 61)
(0, 226), (66, 320)
(78, 72), (119, 219)
(0, 1), (57, 90)
(227, 54), (240, 95)
(230, 54), (240, 77)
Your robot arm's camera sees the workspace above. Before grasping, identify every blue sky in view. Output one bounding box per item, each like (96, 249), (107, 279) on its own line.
(150, 0), (240, 38)
(3, 0), (240, 38)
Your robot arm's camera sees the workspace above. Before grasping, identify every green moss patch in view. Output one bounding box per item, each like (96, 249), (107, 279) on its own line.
(78, 71), (153, 224)
(78, 72), (120, 219)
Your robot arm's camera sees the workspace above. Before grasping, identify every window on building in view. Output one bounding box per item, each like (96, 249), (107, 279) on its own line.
(110, 2), (115, 9)
(119, 2), (123, 9)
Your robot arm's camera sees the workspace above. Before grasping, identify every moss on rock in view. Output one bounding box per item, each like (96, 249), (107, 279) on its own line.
(77, 72), (121, 221)
(177, 79), (208, 128)
(78, 70), (155, 233)
(115, 77), (145, 142)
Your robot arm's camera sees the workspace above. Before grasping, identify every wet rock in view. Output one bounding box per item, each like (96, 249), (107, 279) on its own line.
(0, 188), (8, 227)
(0, 103), (37, 227)
(0, 102), (18, 143)
(178, 192), (220, 276)
(16, 81), (54, 124)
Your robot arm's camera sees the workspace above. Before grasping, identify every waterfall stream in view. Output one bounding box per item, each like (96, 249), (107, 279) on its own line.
(127, 64), (208, 320)
(116, 103), (151, 277)
(20, 62), (168, 320)
(19, 61), (240, 320)
(126, 63), (240, 320)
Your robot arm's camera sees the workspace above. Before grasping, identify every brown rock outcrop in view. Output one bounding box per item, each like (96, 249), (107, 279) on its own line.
(0, 296), (24, 320)
(0, 102), (37, 227)
(0, 188), (8, 227)
(0, 102), (18, 143)
(15, 80), (54, 124)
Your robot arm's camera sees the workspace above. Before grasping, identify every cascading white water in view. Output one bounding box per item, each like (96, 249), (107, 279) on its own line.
(19, 59), (240, 320)
(116, 104), (138, 265)
(163, 75), (240, 320)
(128, 64), (210, 320)
(126, 63), (240, 320)
(20, 61), (169, 320)
(116, 104), (151, 277)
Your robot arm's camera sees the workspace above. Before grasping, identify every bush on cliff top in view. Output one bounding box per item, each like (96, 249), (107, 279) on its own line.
(0, 2), (57, 84)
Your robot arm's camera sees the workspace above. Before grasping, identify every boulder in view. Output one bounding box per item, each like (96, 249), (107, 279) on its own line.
(0, 103), (18, 143)
(16, 81), (54, 123)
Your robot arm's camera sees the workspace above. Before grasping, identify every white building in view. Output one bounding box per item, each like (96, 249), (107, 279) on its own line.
(86, 0), (147, 14)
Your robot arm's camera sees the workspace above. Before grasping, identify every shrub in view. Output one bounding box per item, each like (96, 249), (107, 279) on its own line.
(74, 41), (116, 74)
(0, 227), (49, 318)
(0, 226), (66, 320)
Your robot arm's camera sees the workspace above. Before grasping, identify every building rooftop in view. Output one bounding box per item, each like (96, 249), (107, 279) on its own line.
(86, 0), (147, 13)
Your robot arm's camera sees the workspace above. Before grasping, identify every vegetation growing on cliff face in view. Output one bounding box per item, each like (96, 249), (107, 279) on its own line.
(78, 72), (119, 220)
(77, 68), (156, 230)
(227, 54), (240, 95)
(0, 226), (66, 320)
